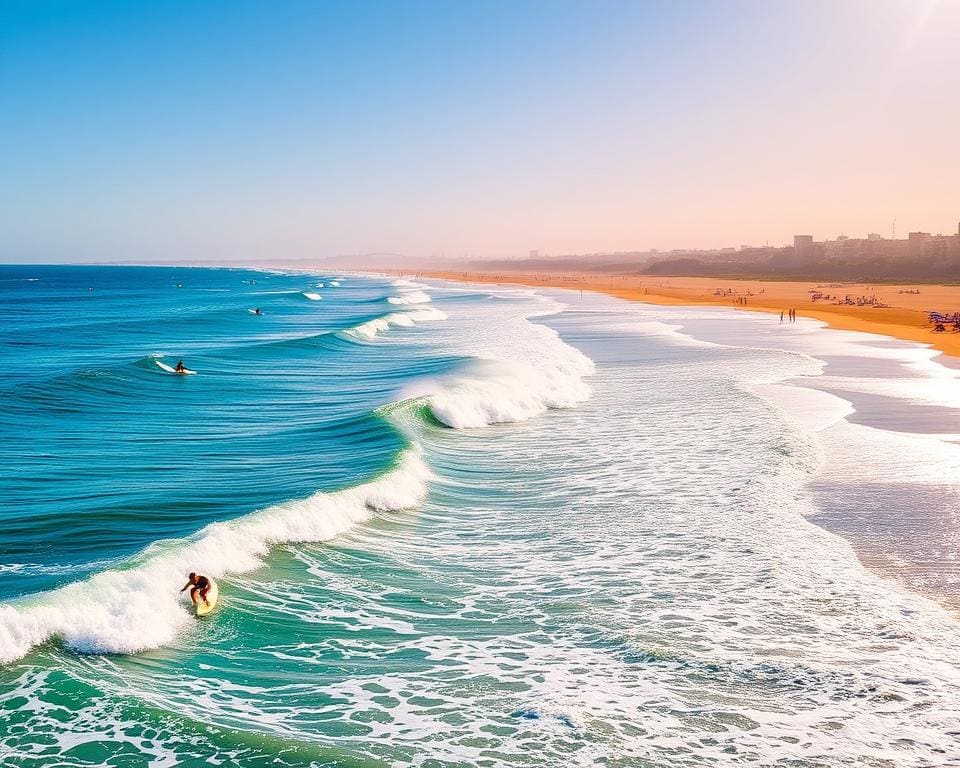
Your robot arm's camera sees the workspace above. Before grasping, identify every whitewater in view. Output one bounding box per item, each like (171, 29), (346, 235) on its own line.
(1, 266), (959, 767)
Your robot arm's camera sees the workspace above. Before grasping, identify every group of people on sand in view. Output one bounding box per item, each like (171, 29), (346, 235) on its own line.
(932, 319), (960, 334)
(929, 311), (960, 333)
(780, 309), (797, 323)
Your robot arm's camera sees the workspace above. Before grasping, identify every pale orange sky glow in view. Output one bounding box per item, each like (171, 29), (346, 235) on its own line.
(2, 0), (959, 262)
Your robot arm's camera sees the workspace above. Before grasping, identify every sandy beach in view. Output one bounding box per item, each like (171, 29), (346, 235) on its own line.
(414, 271), (960, 358)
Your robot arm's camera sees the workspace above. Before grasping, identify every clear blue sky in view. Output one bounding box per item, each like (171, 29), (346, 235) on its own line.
(2, 0), (958, 262)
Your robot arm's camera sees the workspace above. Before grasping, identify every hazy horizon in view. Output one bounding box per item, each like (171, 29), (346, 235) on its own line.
(3, 0), (959, 264)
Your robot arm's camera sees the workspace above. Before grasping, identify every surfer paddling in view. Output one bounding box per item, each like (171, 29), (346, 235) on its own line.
(181, 572), (212, 606)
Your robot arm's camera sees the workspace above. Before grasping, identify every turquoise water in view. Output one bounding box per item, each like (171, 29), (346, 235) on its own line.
(2, 266), (960, 766)
(0, 266), (454, 600)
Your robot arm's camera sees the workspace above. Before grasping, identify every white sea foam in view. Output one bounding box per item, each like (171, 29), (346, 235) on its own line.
(413, 288), (596, 429)
(387, 290), (432, 305)
(301, 292), (322, 301)
(0, 451), (430, 664)
(428, 355), (592, 429)
(345, 307), (448, 339)
(0, 559), (119, 576)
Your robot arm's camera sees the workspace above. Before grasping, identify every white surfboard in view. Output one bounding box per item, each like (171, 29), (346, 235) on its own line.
(155, 360), (197, 375)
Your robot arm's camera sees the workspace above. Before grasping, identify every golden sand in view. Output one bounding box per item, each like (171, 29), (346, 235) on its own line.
(414, 271), (960, 359)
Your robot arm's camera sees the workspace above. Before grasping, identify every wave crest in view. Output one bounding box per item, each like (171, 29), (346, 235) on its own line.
(0, 450), (430, 664)
(387, 290), (431, 305)
(428, 355), (593, 429)
(345, 307), (448, 340)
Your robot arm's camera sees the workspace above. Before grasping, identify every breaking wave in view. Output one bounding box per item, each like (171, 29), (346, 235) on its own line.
(0, 278), (596, 664)
(387, 290), (432, 305)
(0, 450), (430, 663)
(344, 307), (448, 340)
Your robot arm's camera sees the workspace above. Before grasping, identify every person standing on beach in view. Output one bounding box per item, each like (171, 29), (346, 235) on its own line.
(780, 311), (784, 323)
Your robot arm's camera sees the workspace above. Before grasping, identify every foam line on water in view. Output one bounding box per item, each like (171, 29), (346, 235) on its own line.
(344, 307), (448, 340)
(0, 450), (430, 664)
(415, 287), (596, 429)
(387, 290), (432, 305)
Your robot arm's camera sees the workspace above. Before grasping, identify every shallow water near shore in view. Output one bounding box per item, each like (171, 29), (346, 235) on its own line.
(1, 266), (959, 766)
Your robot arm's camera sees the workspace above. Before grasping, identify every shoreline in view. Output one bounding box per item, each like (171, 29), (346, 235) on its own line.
(408, 269), (960, 617)
(408, 270), (960, 360)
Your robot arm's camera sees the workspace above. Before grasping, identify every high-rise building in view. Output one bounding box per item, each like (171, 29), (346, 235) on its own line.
(793, 235), (815, 263)
(908, 232), (931, 258)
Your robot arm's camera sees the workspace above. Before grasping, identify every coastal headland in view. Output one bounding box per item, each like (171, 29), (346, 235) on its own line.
(413, 271), (960, 358)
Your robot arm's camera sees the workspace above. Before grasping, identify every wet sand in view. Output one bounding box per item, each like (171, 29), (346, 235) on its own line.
(413, 271), (960, 358)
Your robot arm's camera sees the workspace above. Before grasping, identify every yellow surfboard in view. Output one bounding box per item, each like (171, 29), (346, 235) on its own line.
(194, 579), (219, 616)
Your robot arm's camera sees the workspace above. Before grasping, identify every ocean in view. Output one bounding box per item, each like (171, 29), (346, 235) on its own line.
(1, 265), (959, 767)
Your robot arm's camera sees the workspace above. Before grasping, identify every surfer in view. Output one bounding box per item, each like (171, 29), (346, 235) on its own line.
(254, 307), (262, 315)
(180, 572), (212, 606)
(175, 359), (186, 374)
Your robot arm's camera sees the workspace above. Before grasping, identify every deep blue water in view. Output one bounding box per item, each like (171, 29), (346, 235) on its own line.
(0, 265), (456, 599)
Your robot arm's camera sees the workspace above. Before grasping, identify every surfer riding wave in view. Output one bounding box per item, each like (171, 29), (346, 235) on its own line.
(180, 572), (211, 606)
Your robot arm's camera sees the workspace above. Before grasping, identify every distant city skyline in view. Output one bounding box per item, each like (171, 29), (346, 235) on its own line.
(2, 0), (959, 264)
(522, 219), (960, 259)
